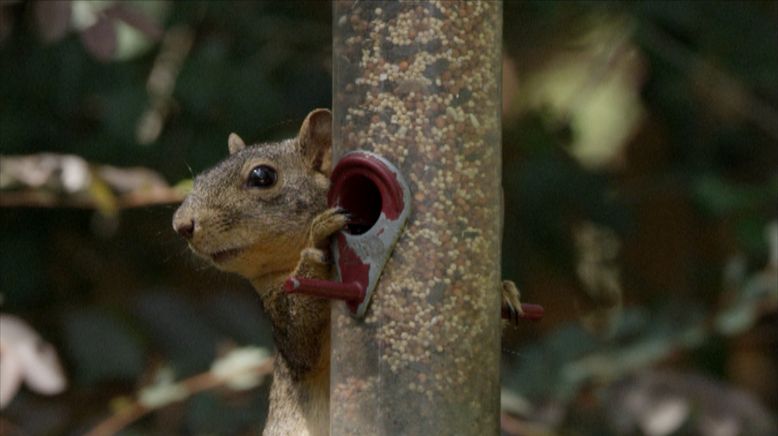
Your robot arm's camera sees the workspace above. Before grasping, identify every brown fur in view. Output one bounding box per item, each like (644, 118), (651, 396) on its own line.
(173, 109), (340, 435)
(173, 108), (524, 435)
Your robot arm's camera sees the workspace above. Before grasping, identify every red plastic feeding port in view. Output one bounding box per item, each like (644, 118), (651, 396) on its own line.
(284, 277), (364, 302)
(501, 303), (545, 321)
(337, 174), (382, 235)
(285, 150), (543, 321)
(284, 151), (410, 315)
(328, 153), (405, 229)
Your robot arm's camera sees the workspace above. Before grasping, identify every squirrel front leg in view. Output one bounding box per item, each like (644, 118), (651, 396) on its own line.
(298, 210), (526, 328)
(262, 208), (347, 436)
(295, 208), (528, 331)
(292, 207), (348, 279)
(267, 208), (347, 378)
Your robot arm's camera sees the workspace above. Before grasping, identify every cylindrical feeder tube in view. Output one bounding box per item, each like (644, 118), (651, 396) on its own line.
(331, 1), (503, 434)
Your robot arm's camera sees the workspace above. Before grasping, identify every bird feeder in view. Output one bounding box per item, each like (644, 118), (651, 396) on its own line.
(285, 151), (412, 317)
(332, 1), (504, 434)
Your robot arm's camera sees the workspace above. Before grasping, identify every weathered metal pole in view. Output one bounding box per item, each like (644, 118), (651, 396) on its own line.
(331, 1), (503, 434)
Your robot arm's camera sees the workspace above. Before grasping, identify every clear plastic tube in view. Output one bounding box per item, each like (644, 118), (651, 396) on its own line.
(331, 2), (502, 434)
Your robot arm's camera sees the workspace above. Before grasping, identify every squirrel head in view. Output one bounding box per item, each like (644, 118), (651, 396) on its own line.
(172, 109), (332, 280)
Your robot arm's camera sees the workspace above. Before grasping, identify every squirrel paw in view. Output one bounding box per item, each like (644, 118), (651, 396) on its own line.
(292, 247), (331, 279)
(309, 207), (348, 249)
(501, 280), (523, 327)
(300, 247), (329, 266)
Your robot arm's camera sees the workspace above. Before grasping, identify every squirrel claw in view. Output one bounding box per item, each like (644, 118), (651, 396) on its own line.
(310, 207), (348, 249)
(335, 206), (351, 218)
(501, 280), (523, 327)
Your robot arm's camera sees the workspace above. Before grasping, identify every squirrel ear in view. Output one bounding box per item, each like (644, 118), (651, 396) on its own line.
(297, 108), (332, 175)
(228, 133), (246, 155)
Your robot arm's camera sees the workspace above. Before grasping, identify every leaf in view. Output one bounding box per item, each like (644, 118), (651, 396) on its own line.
(79, 15), (117, 62)
(87, 175), (119, 217)
(606, 371), (776, 436)
(210, 346), (270, 391)
(96, 165), (169, 194)
(0, 338), (24, 409)
(137, 367), (188, 409)
(34, 0), (72, 43)
(105, 2), (162, 40)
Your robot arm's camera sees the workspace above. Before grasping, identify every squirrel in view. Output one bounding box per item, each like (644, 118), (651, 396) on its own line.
(172, 109), (524, 435)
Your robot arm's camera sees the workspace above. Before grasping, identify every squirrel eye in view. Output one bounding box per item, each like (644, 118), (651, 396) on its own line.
(246, 165), (277, 188)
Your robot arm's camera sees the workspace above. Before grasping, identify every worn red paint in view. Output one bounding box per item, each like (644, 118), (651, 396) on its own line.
(284, 277), (363, 301)
(286, 152), (405, 314)
(334, 233), (371, 312)
(328, 153), (405, 220)
(501, 303), (545, 321)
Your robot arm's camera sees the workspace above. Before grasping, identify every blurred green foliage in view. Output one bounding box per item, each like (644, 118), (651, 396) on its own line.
(1, 1), (331, 178)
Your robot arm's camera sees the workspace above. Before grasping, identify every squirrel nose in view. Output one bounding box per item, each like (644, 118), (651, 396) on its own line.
(174, 218), (195, 240)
